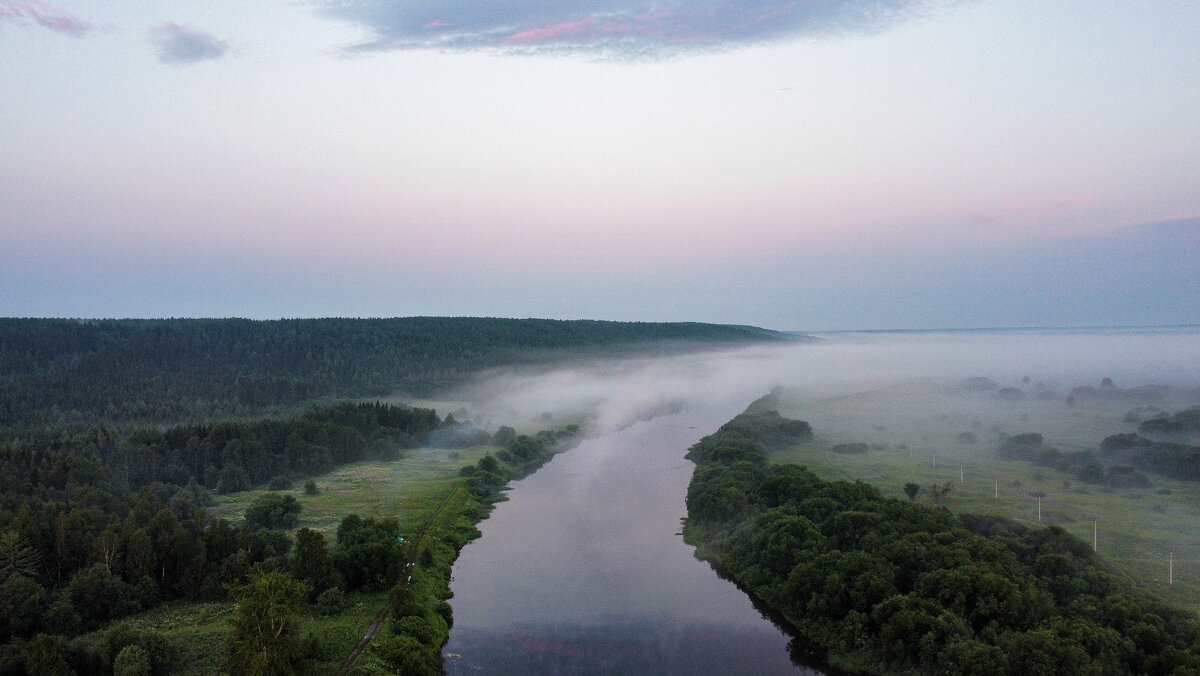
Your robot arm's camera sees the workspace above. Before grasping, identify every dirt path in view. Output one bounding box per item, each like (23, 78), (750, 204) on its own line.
(336, 489), (460, 674)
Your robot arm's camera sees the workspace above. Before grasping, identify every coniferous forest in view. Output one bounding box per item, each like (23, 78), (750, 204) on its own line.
(0, 317), (780, 431)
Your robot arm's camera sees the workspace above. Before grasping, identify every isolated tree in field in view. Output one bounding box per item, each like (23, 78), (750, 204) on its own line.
(244, 492), (301, 531)
(904, 483), (921, 501)
(227, 572), (310, 676)
(928, 481), (955, 501)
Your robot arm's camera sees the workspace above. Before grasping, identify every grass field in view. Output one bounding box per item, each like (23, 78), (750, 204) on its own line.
(206, 444), (498, 536)
(768, 382), (1200, 613)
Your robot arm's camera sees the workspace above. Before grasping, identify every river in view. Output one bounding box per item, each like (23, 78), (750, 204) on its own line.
(443, 397), (820, 675)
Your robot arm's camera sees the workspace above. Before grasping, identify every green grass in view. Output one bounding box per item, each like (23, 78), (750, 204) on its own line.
(205, 445), (499, 537)
(769, 384), (1200, 613)
(113, 443), (501, 674)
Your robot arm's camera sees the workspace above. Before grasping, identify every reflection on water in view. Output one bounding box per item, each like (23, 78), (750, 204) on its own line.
(444, 401), (821, 675)
(446, 621), (806, 676)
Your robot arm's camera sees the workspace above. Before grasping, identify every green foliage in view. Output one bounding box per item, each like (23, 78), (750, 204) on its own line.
(226, 572), (310, 676)
(303, 479), (318, 496)
(313, 587), (346, 616)
(25, 633), (72, 676)
(105, 622), (175, 676)
(66, 563), (142, 631)
(333, 516), (405, 592)
(685, 406), (1200, 674)
(371, 633), (441, 676)
(244, 492), (302, 531)
(292, 528), (336, 600)
(492, 425), (517, 447)
(903, 482), (921, 501)
(0, 317), (780, 429)
(113, 645), (152, 676)
(0, 531), (40, 582)
(0, 575), (46, 640)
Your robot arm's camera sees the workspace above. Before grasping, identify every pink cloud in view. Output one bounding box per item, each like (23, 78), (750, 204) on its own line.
(424, 19), (450, 28)
(0, 0), (93, 36)
(506, 17), (599, 45)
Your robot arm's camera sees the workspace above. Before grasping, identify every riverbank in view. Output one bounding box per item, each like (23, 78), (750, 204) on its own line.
(683, 402), (1200, 674)
(93, 426), (578, 675)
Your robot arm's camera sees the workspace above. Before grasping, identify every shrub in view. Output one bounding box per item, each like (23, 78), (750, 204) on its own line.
(314, 587), (346, 616)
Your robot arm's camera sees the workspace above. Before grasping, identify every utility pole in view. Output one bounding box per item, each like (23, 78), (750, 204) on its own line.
(994, 476), (998, 499)
(959, 465), (963, 483)
(1170, 552), (1174, 586)
(1037, 496), (1042, 523)
(1093, 519), (1097, 552)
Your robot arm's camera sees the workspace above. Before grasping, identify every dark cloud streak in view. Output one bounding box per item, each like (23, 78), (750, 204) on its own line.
(148, 23), (228, 65)
(316, 0), (961, 58)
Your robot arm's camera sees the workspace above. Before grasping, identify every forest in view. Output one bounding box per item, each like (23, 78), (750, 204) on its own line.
(684, 403), (1200, 675)
(0, 317), (772, 674)
(0, 317), (781, 432)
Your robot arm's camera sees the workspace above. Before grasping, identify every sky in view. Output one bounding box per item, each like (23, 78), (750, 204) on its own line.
(2, 0), (1199, 331)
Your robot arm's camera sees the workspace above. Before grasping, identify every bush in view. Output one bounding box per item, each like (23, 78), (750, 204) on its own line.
(832, 443), (869, 455)
(113, 645), (151, 676)
(303, 479), (318, 496)
(244, 492), (302, 531)
(314, 587), (346, 616)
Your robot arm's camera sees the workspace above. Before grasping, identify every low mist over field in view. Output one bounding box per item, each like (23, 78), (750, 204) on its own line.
(454, 328), (1200, 434)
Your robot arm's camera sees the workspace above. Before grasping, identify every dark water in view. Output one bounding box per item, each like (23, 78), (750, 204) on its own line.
(444, 401), (821, 675)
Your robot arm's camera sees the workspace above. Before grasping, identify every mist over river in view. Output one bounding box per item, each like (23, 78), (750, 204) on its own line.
(442, 327), (1200, 674)
(443, 398), (819, 675)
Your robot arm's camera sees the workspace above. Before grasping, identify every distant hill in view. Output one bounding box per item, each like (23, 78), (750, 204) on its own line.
(0, 317), (786, 429)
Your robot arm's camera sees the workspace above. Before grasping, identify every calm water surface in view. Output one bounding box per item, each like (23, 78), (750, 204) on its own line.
(444, 400), (822, 675)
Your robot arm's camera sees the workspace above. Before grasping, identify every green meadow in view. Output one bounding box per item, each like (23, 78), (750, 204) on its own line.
(769, 383), (1200, 612)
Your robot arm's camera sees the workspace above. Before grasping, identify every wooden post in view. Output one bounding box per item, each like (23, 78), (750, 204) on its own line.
(994, 477), (998, 499)
(1037, 496), (1042, 523)
(1170, 552), (1174, 585)
(959, 465), (963, 483)
(1093, 520), (1097, 552)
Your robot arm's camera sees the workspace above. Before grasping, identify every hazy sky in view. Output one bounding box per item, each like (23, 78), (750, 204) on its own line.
(3, 0), (1198, 330)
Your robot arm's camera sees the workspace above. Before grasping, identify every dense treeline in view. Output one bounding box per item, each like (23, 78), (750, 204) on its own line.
(0, 401), (465, 674)
(996, 433), (1152, 488)
(0, 402), (442, 510)
(990, 406), (1200, 486)
(685, 407), (1200, 675)
(994, 405), (1200, 485)
(0, 317), (781, 430)
(1101, 435), (1200, 484)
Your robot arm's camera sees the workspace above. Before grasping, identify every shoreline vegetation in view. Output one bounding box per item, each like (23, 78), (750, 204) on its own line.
(683, 398), (1200, 675)
(0, 317), (773, 674)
